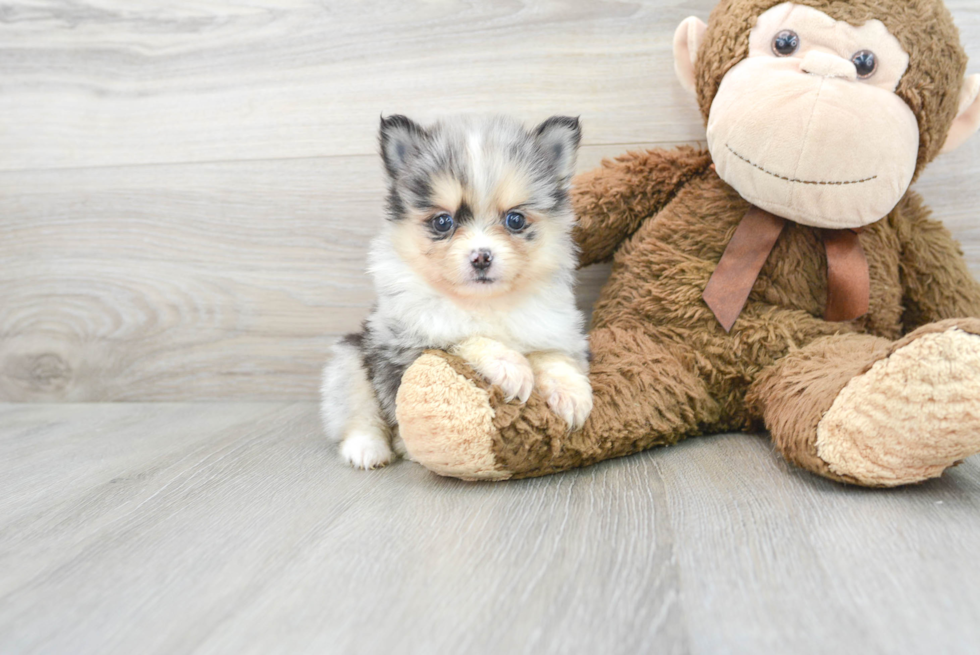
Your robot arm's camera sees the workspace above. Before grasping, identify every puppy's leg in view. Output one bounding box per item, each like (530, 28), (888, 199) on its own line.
(527, 351), (593, 431)
(321, 336), (394, 470)
(451, 336), (534, 403)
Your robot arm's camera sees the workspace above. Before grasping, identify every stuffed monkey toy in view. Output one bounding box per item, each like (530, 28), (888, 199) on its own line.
(394, 0), (980, 486)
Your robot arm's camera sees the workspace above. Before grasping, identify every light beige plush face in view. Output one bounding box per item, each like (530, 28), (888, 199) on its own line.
(706, 3), (919, 228)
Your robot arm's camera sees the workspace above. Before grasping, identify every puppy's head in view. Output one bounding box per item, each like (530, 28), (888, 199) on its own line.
(378, 114), (581, 301)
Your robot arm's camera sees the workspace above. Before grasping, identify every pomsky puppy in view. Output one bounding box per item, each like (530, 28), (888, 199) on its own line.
(321, 114), (592, 469)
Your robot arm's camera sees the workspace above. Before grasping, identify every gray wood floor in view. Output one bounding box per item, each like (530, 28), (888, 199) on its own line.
(2, 402), (979, 655)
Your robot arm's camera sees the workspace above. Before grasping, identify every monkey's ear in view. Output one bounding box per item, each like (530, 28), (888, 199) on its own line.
(379, 115), (428, 179)
(941, 74), (980, 154)
(534, 116), (581, 182)
(673, 16), (707, 95)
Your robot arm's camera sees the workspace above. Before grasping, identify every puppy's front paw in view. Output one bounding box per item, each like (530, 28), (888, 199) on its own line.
(340, 430), (394, 470)
(536, 366), (593, 431)
(477, 351), (535, 403)
(452, 337), (534, 403)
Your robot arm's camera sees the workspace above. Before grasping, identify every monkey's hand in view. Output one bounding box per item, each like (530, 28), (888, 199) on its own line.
(572, 146), (713, 267)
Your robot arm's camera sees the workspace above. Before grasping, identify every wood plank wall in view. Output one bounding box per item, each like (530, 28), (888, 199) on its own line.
(2, 0), (979, 401)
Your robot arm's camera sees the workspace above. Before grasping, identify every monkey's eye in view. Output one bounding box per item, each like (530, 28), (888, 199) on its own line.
(505, 211), (527, 232)
(851, 50), (877, 79)
(431, 213), (454, 233)
(772, 30), (800, 56)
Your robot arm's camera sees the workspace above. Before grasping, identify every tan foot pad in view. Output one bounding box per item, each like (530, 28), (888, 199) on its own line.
(396, 353), (511, 481)
(816, 328), (980, 486)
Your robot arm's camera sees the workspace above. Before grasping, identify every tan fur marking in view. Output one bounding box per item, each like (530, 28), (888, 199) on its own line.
(491, 166), (530, 213)
(430, 174), (464, 213)
(389, 217), (460, 298)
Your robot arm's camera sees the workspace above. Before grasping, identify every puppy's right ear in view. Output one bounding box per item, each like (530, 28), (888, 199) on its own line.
(379, 115), (428, 179)
(534, 116), (581, 183)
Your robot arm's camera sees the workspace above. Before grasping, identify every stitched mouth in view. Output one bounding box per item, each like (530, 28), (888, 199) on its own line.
(726, 144), (877, 186)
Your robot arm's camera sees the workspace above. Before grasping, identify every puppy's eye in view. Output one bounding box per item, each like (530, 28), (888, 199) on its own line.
(772, 30), (799, 56)
(431, 213), (454, 233)
(505, 211), (526, 232)
(851, 50), (877, 79)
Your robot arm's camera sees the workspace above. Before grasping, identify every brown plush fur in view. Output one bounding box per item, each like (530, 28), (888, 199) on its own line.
(746, 333), (892, 484)
(400, 154), (980, 481)
(395, 0), (980, 485)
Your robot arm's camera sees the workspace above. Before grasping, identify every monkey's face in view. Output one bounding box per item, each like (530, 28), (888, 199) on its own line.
(706, 3), (919, 229)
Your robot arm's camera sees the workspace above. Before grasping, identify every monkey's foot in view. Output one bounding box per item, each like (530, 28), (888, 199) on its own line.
(396, 351), (512, 481)
(815, 320), (980, 486)
(396, 350), (574, 481)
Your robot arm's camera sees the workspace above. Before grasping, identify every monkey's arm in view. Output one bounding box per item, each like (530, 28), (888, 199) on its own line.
(572, 146), (713, 267)
(893, 191), (980, 331)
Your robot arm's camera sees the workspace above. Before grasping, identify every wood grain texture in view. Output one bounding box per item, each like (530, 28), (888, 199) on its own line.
(1, 0), (979, 400)
(0, 149), (622, 401)
(0, 0), (718, 171)
(1, 402), (979, 654)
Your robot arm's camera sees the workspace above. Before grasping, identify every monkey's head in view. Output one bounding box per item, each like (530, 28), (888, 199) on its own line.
(674, 0), (980, 229)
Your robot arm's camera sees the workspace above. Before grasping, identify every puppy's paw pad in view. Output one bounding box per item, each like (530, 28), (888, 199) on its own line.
(479, 353), (534, 403)
(539, 371), (593, 431)
(341, 431), (394, 470)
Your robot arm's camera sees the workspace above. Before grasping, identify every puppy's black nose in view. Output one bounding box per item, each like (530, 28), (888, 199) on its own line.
(470, 249), (493, 271)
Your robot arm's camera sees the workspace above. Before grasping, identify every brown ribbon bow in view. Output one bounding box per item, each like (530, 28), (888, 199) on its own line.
(702, 206), (869, 333)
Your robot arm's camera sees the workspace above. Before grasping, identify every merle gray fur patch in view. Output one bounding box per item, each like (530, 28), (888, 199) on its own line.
(358, 324), (424, 427)
(379, 114), (581, 221)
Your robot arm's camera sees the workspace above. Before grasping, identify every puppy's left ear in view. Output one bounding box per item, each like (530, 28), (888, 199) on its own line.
(534, 116), (581, 182)
(379, 114), (429, 179)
